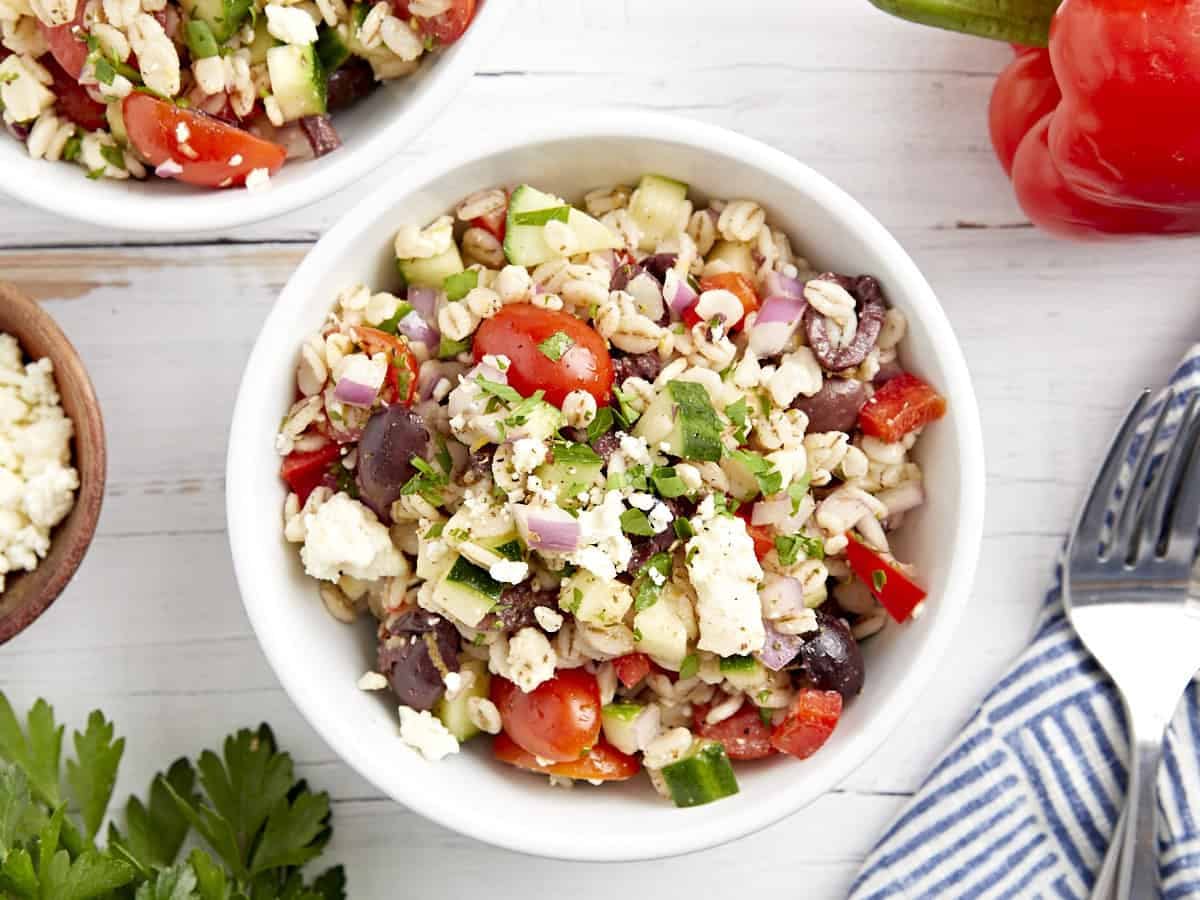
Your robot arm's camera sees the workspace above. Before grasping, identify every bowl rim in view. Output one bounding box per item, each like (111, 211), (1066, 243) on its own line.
(227, 112), (987, 861)
(0, 0), (509, 234)
(0, 284), (107, 643)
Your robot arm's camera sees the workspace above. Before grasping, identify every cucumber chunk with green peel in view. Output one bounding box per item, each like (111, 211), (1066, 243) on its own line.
(628, 174), (689, 252)
(719, 654), (764, 691)
(560, 569), (632, 627)
(867, 0), (1057, 47)
(180, 0), (251, 43)
(316, 23), (351, 72)
(633, 380), (723, 462)
(398, 244), (465, 289)
(433, 556), (503, 628)
(267, 44), (327, 121)
(536, 442), (604, 499)
(705, 240), (756, 278)
(601, 702), (658, 756)
(633, 597), (688, 669)
(434, 659), (490, 742)
(659, 740), (740, 808)
(503, 185), (622, 267)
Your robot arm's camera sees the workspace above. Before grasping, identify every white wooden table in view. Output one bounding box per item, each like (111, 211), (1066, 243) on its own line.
(2, 1), (1197, 895)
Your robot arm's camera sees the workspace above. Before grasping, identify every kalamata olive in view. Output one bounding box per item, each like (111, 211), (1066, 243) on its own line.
(640, 253), (678, 283)
(798, 610), (865, 699)
(377, 610), (460, 711)
(804, 273), (886, 371)
(464, 446), (494, 483)
(326, 58), (377, 112)
(791, 378), (868, 433)
(610, 263), (641, 293)
(611, 351), (662, 385)
(298, 114), (342, 158)
(355, 405), (430, 523)
(479, 582), (558, 632)
(625, 497), (691, 574)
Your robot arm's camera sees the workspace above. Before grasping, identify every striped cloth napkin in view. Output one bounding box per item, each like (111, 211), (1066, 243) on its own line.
(849, 346), (1200, 900)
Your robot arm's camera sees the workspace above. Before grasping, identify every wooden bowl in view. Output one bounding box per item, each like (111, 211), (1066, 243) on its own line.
(0, 283), (106, 643)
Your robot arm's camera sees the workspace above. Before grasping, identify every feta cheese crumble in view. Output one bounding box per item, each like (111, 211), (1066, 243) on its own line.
(0, 334), (79, 593)
(686, 509), (765, 656)
(397, 706), (459, 761)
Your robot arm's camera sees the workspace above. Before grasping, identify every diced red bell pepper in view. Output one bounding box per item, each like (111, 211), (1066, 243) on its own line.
(682, 272), (760, 329)
(858, 373), (946, 443)
(280, 443), (341, 505)
(845, 532), (927, 623)
(612, 653), (653, 689)
(769, 689), (842, 760)
(735, 507), (774, 561)
(694, 701), (777, 761)
(354, 326), (419, 407)
(492, 733), (640, 782)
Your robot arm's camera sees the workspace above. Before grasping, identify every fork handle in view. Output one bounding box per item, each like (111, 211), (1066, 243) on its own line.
(1118, 718), (1167, 899)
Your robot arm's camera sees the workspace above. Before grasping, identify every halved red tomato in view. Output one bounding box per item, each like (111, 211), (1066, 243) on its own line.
(769, 689), (842, 760)
(280, 443), (340, 504)
(122, 93), (286, 188)
(693, 701), (776, 760)
(354, 326), (419, 407)
(491, 669), (601, 763)
(394, 0), (476, 44)
(493, 733), (640, 781)
(612, 653), (652, 689)
(473, 304), (614, 407)
(40, 2), (88, 80)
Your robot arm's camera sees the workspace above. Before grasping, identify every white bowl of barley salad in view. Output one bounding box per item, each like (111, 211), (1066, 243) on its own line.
(227, 113), (985, 861)
(0, 0), (506, 231)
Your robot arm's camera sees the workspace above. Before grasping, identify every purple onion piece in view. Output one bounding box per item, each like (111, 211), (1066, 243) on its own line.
(407, 286), (439, 320)
(333, 376), (379, 407)
(396, 309), (438, 348)
(299, 114), (342, 158)
(760, 619), (805, 671)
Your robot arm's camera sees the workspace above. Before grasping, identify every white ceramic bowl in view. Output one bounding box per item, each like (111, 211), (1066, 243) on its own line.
(0, 0), (507, 233)
(227, 113), (986, 862)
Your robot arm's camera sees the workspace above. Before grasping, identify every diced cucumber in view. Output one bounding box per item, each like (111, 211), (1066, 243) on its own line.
(416, 537), (455, 584)
(246, 19), (278, 65)
(602, 702), (659, 756)
(535, 442), (604, 500)
(659, 740), (740, 808)
(398, 244), (465, 289)
(634, 596), (688, 669)
(434, 659), (490, 742)
(267, 44), (327, 122)
(503, 184), (621, 267)
(633, 380), (723, 462)
(180, 0), (251, 43)
(444, 269), (478, 302)
(628, 174), (689, 252)
(705, 240), (756, 278)
(560, 569), (632, 627)
(433, 556), (503, 628)
(315, 23), (351, 72)
(105, 102), (127, 144)
(505, 400), (563, 443)
(720, 654), (764, 691)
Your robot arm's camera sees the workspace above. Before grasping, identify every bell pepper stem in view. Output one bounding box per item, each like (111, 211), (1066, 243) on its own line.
(867, 0), (1060, 47)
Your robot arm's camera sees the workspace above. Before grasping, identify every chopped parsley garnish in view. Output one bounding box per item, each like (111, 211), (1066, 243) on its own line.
(650, 466), (687, 498)
(62, 131), (82, 162)
(586, 406), (615, 442)
(512, 205), (570, 226)
(758, 707), (773, 727)
(98, 143), (125, 172)
(444, 269), (478, 302)
(438, 335), (471, 359)
(86, 167), (106, 180)
(725, 397), (749, 442)
(666, 380), (723, 462)
(537, 330), (574, 361)
(619, 508), (656, 537)
(678, 654), (699, 680)
(787, 475), (811, 513)
(673, 517), (695, 540)
(332, 459), (358, 499)
(775, 533), (824, 566)
(505, 391), (547, 426)
(424, 522), (445, 539)
(494, 539), (524, 561)
(475, 375), (523, 405)
(377, 301), (413, 335)
(729, 449), (783, 497)
(566, 587), (584, 614)
(551, 441), (602, 466)
(872, 569), (887, 591)
(710, 492), (738, 516)
(435, 435), (453, 473)
(633, 552), (672, 612)
(93, 55), (116, 85)
(400, 455), (448, 505)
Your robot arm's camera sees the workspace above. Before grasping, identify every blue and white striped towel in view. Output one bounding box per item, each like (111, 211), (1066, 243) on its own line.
(849, 345), (1200, 900)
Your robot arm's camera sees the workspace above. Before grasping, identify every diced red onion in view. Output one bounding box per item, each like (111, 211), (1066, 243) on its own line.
(876, 481), (925, 517)
(759, 619), (804, 671)
(664, 269), (698, 316)
(334, 377), (379, 407)
(407, 286), (439, 320)
(855, 512), (890, 554)
(759, 574), (806, 617)
(512, 504), (581, 552)
(763, 270), (806, 301)
(749, 295), (808, 357)
(751, 497), (791, 526)
(396, 309), (438, 348)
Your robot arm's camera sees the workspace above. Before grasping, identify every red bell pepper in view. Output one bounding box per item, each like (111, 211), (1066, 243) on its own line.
(989, 46), (1060, 176)
(769, 689), (842, 760)
(858, 373), (946, 443)
(845, 533), (928, 622)
(612, 653), (653, 689)
(280, 443), (341, 505)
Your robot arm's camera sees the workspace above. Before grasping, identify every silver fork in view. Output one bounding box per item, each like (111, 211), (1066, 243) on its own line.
(1065, 388), (1200, 900)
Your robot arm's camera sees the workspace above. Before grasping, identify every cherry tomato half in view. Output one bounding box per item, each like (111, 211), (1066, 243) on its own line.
(769, 689), (842, 760)
(473, 304), (614, 407)
(40, 2), (87, 80)
(491, 668), (601, 763)
(394, 0), (476, 44)
(354, 326), (419, 407)
(492, 733), (640, 782)
(989, 48), (1060, 176)
(694, 701), (776, 761)
(122, 93), (286, 188)
(612, 653), (652, 689)
(683, 272), (761, 329)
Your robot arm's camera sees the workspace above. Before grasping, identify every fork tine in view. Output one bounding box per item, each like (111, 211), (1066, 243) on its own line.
(1070, 390), (1151, 563)
(1151, 394), (1200, 567)
(1139, 393), (1200, 561)
(1110, 388), (1175, 560)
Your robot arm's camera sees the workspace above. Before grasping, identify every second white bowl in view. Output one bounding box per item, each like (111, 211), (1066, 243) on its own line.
(227, 112), (986, 862)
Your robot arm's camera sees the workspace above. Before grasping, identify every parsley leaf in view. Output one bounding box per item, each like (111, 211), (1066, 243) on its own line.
(633, 552), (672, 612)
(872, 569), (887, 591)
(504, 391), (546, 427)
(619, 508), (655, 537)
(438, 335), (471, 359)
(93, 56), (116, 85)
(586, 406), (614, 442)
(673, 517), (695, 540)
(537, 331), (574, 361)
(512, 205), (569, 226)
(0, 695), (63, 807)
(787, 475), (811, 514)
(678, 654), (699, 680)
(725, 397), (749, 442)
(99, 143), (125, 172)
(612, 388), (641, 428)
(650, 466), (687, 499)
(775, 533), (824, 564)
(376, 301), (413, 335)
(66, 711), (124, 842)
(109, 758), (196, 875)
(134, 861), (198, 900)
(728, 449), (782, 497)
(475, 375), (522, 405)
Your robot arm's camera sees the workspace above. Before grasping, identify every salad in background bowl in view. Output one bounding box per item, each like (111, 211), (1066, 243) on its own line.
(228, 114), (985, 860)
